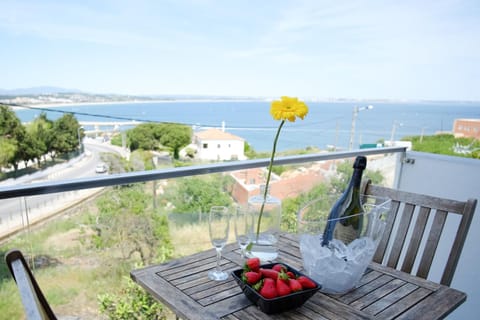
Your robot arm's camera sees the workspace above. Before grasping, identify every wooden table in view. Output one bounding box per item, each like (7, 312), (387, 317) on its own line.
(130, 234), (466, 320)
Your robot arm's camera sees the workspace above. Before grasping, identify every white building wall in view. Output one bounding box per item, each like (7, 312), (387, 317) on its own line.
(197, 139), (245, 161)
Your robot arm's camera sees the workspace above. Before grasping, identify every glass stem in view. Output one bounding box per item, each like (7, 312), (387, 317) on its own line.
(216, 248), (222, 271)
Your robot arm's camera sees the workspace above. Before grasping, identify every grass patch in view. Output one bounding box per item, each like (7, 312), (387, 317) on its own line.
(0, 195), (233, 318)
(0, 206), (136, 318)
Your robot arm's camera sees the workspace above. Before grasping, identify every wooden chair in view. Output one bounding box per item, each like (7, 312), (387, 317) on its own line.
(363, 180), (477, 286)
(5, 249), (57, 320)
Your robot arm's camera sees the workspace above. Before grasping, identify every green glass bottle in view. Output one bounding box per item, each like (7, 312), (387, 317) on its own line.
(333, 156), (367, 244)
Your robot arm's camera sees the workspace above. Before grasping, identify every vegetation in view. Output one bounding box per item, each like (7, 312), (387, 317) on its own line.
(163, 174), (234, 214)
(98, 276), (166, 320)
(126, 123), (192, 159)
(0, 182), (174, 319)
(403, 134), (480, 159)
(0, 105), (83, 176)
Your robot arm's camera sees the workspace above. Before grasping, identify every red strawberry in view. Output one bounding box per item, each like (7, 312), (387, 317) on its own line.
(286, 271), (296, 279)
(242, 271), (262, 285)
(272, 263), (287, 273)
(297, 276), (317, 289)
(276, 277), (292, 296)
(288, 278), (303, 292)
(259, 278), (278, 299)
(260, 268), (279, 279)
(244, 257), (260, 272)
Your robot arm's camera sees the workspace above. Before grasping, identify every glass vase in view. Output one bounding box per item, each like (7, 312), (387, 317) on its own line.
(246, 185), (282, 262)
(297, 194), (391, 294)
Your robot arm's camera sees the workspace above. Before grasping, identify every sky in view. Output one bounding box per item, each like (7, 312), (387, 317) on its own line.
(1, 0), (479, 101)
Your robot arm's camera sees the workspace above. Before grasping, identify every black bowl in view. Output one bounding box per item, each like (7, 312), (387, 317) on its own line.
(231, 263), (321, 314)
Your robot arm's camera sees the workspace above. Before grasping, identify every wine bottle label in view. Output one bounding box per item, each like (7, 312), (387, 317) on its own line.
(334, 223), (359, 245)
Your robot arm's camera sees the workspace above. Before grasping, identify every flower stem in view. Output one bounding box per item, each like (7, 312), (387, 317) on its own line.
(256, 120), (285, 239)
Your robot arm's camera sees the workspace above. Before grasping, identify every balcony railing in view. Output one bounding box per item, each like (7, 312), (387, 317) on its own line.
(0, 145), (478, 320)
(0, 146), (406, 199)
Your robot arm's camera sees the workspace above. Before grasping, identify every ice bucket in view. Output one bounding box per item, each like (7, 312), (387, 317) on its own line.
(297, 194), (391, 294)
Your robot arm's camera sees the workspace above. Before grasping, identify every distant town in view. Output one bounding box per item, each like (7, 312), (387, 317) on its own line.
(2, 87), (476, 108)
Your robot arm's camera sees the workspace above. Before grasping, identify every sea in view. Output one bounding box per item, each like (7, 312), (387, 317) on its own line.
(13, 100), (480, 152)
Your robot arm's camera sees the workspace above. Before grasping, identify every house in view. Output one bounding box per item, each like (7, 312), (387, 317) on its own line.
(453, 119), (480, 140)
(194, 128), (245, 161)
(230, 161), (333, 205)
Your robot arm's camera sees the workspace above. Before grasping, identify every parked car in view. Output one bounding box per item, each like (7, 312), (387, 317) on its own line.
(95, 163), (108, 173)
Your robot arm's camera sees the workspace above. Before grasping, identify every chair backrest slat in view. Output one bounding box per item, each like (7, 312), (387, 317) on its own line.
(417, 209), (447, 279)
(442, 199), (477, 286)
(364, 181), (477, 286)
(373, 199), (400, 263)
(11, 259), (45, 320)
(400, 206), (431, 274)
(5, 249), (57, 320)
(386, 203), (415, 268)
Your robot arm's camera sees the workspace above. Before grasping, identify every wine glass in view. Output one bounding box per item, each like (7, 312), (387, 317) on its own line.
(234, 206), (251, 258)
(208, 206), (230, 281)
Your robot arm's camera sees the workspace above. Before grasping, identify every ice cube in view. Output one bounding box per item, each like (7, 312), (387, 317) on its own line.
(300, 234), (326, 272)
(323, 254), (347, 273)
(347, 237), (376, 263)
(330, 239), (351, 260)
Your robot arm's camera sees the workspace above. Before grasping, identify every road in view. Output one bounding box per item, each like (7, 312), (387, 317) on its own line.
(0, 140), (127, 239)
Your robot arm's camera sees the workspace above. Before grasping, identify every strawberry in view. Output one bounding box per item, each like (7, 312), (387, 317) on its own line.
(242, 271), (262, 285)
(288, 278), (303, 292)
(276, 277), (292, 296)
(286, 271), (296, 279)
(259, 278), (278, 299)
(244, 257), (260, 272)
(297, 276), (317, 289)
(272, 263), (287, 273)
(259, 268), (279, 280)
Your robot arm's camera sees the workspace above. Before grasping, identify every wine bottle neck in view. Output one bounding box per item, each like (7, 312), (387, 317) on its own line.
(351, 168), (364, 189)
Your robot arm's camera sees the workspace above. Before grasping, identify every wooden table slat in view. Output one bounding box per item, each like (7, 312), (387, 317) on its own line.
(375, 287), (431, 320)
(306, 295), (372, 320)
(339, 274), (395, 304)
(196, 282), (242, 305)
(395, 286), (466, 320)
(351, 278), (407, 309)
(362, 282), (419, 315)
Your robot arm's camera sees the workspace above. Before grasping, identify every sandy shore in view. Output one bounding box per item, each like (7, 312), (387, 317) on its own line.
(9, 98), (268, 110)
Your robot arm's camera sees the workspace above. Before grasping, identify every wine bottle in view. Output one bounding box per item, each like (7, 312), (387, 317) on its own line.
(321, 156), (367, 246)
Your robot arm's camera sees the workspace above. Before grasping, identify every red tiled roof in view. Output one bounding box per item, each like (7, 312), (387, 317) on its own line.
(195, 129), (244, 141)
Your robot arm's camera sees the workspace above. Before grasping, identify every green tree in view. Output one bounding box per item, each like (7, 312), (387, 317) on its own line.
(0, 137), (16, 169)
(158, 124), (191, 159)
(16, 130), (41, 168)
(126, 123), (192, 159)
(31, 112), (54, 163)
(127, 123), (158, 151)
(50, 113), (81, 158)
(0, 105), (26, 171)
(165, 175), (232, 213)
(94, 184), (172, 265)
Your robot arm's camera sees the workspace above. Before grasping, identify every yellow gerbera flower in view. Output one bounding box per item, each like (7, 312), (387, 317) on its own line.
(270, 96), (309, 122)
(252, 96), (309, 243)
